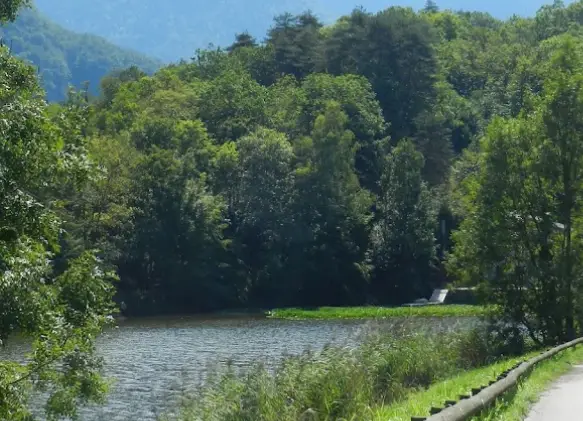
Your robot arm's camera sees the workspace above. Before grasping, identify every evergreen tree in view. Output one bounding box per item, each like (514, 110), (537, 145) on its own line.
(424, 0), (440, 13)
(227, 32), (257, 53)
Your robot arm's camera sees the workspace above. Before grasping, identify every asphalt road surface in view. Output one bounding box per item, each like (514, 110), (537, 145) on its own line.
(524, 364), (583, 420)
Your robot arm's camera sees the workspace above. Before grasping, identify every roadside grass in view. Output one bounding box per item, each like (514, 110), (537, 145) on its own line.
(373, 345), (583, 421)
(371, 352), (538, 421)
(267, 305), (491, 320)
(475, 345), (583, 421)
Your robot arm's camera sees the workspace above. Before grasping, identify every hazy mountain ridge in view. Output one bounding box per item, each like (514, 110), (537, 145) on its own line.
(34, 0), (571, 62)
(0, 7), (162, 101)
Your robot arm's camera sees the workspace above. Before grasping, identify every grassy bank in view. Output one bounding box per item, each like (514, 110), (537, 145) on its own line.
(268, 305), (490, 319)
(475, 345), (583, 420)
(371, 352), (537, 420)
(370, 343), (583, 421)
(162, 326), (525, 421)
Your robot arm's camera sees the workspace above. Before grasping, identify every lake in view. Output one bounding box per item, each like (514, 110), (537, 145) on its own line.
(2, 315), (477, 421)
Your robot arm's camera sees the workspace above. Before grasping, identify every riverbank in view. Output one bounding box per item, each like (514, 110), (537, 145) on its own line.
(268, 304), (490, 319)
(162, 326), (526, 421)
(372, 341), (583, 420)
(372, 351), (537, 420)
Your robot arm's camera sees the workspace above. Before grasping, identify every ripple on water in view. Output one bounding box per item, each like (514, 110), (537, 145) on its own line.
(1, 316), (477, 421)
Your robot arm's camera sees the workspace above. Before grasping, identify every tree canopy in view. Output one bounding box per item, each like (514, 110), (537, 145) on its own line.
(50, 0), (583, 322)
(0, 23), (116, 420)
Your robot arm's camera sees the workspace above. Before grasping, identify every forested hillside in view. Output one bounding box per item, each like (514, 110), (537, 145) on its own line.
(34, 0), (571, 61)
(6, 0), (583, 319)
(30, 0), (581, 316)
(0, 8), (161, 101)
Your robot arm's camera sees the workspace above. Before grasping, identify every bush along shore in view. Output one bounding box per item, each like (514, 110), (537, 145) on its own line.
(161, 325), (533, 421)
(267, 305), (491, 320)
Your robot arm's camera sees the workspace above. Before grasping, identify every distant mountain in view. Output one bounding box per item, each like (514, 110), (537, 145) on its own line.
(34, 0), (573, 62)
(0, 8), (162, 101)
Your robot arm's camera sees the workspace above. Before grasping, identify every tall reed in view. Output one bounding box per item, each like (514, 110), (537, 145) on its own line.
(163, 324), (515, 421)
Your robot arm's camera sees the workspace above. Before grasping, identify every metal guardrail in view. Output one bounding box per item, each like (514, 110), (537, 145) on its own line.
(411, 337), (583, 421)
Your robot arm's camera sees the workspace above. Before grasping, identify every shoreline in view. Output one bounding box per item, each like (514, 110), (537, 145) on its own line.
(267, 304), (490, 320)
(110, 304), (489, 322)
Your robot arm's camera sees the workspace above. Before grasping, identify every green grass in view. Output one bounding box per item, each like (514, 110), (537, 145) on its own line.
(267, 305), (491, 320)
(475, 345), (583, 421)
(163, 327), (522, 421)
(370, 345), (583, 421)
(371, 352), (538, 421)
(162, 315), (580, 421)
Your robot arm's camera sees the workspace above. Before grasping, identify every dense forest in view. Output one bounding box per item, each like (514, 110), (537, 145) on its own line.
(22, 0), (579, 318)
(35, 0), (563, 61)
(6, 0), (583, 318)
(0, 7), (161, 101)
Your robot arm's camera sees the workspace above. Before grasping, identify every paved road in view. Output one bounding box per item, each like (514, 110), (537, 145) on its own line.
(525, 364), (583, 420)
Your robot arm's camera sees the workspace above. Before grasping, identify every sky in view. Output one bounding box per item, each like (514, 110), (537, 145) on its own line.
(33, 0), (574, 61)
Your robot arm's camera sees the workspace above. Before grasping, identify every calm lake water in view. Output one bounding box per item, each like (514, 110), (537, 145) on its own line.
(2, 315), (477, 421)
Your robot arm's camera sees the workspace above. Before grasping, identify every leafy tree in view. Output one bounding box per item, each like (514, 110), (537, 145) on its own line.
(0, 41), (116, 418)
(534, 0), (569, 41)
(130, 115), (179, 151)
(120, 147), (230, 314)
(231, 44), (279, 86)
(198, 69), (269, 141)
(300, 73), (387, 141)
(225, 128), (296, 305)
(325, 7), (439, 140)
(412, 82), (479, 184)
(0, 0), (29, 22)
(448, 35), (583, 344)
(292, 101), (373, 305)
(413, 109), (454, 186)
(264, 75), (308, 138)
(301, 73), (389, 190)
(98, 66), (147, 108)
(188, 47), (234, 80)
(186, 45), (278, 87)
(369, 140), (438, 304)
